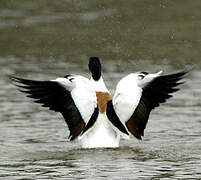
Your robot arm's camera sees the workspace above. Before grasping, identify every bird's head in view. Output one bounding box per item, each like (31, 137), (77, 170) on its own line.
(88, 57), (102, 81)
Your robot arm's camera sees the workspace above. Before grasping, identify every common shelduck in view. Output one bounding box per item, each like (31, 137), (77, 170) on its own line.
(10, 57), (187, 148)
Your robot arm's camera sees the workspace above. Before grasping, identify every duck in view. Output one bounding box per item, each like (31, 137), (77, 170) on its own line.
(10, 57), (187, 148)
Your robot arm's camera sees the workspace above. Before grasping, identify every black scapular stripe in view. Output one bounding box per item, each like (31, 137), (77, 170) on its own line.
(80, 107), (99, 136)
(106, 100), (129, 135)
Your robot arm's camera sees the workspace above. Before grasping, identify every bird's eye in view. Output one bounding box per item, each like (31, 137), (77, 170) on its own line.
(138, 74), (145, 80)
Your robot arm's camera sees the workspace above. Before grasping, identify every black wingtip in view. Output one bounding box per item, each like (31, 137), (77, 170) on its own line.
(8, 75), (19, 83)
(178, 70), (189, 78)
(9, 75), (23, 81)
(9, 75), (25, 88)
(9, 75), (27, 85)
(9, 75), (30, 91)
(174, 69), (191, 79)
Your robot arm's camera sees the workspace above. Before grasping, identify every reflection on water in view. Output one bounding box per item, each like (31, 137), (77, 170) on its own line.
(0, 0), (201, 179)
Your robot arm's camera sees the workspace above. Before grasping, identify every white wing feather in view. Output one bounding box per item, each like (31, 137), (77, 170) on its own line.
(113, 74), (142, 126)
(53, 75), (97, 124)
(113, 71), (163, 129)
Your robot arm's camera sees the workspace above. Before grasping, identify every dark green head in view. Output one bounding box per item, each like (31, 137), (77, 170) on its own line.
(88, 57), (102, 81)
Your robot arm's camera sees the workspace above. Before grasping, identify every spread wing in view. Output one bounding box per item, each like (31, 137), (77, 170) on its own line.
(107, 71), (187, 140)
(10, 75), (98, 141)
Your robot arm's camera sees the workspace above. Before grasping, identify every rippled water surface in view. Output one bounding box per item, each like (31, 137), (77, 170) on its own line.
(1, 1), (201, 179)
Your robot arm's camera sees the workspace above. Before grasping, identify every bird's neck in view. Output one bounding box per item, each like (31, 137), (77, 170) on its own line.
(91, 69), (101, 81)
(91, 76), (109, 92)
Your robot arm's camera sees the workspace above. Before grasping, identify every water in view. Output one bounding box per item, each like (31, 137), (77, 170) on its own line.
(0, 1), (201, 179)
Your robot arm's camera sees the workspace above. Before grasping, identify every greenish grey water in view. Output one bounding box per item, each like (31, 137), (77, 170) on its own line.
(0, 1), (201, 179)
